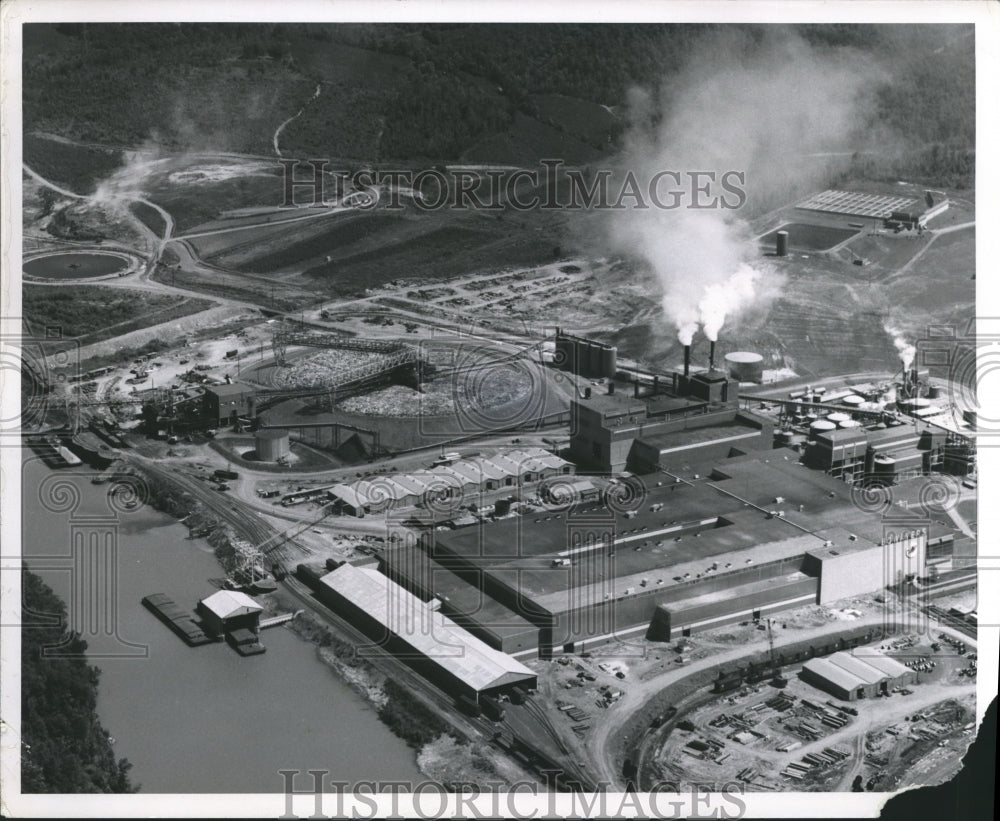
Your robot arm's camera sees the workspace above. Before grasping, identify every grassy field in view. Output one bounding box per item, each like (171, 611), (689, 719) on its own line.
(23, 134), (123, 194)
(128, 201), (167, 237)
(302, 218), (561, 296)
(22, 285), (215, 345)
(150, 170), (288, 234)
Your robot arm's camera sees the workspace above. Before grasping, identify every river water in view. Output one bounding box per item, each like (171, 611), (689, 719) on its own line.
(21, 454), (421, 792)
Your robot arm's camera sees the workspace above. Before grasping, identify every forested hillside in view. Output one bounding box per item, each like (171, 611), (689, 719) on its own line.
(21, 570), (136, 793)
(23, 23), (974, 185)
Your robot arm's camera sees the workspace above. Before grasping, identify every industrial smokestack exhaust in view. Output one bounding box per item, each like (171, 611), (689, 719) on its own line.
(709, 341), (716, 372)
(684, 346), (691, 378)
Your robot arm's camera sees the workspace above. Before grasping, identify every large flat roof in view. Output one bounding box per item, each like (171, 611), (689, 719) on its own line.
(204, 382), (254, 397)
(319, 564), (535, 692)
(638, 421), (762, 454)
(387, 546), (537, 640)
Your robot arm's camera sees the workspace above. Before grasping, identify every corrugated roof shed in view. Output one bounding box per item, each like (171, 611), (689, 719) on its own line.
(802, 657), (865, 693)
(200, 590), (262, 619)
(851, 651), (911, 679)
(319, 564), (535, 692)
(827, 651), (888, 684)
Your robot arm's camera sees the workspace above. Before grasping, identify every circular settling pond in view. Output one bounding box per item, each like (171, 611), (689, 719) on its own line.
(24, 252), (130, 280)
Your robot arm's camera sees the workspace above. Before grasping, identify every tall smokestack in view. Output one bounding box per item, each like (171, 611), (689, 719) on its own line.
(684, 345), (691, 377)
(776, 230), (789, 257)
(709, 341), (716, 371)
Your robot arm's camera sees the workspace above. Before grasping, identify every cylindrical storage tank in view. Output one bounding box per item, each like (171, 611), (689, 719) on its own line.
(898, 397), (931, 412)
(774, 430), (793, 447)
(587, 342), (601, 378)
(725, 351), (764, 383)
(599, 345), (617, 379)
(776, 230), (789, 256)
(810, 420), (837, 436)
(255, 428), (290, 462)
(555, 335), (575, 374)
(841, 394), (865, 407)
(826, 412), (850, 424)
(838, 419), (861, 429)
(927, 385), (942, 399)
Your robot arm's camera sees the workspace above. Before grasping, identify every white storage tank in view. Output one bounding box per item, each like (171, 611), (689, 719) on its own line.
(810, 420), (837, 436)
(724, 351), (764, 383)
(255, 428), (290, 462)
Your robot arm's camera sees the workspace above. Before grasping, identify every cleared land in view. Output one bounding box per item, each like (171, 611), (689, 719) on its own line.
(22, 285), (215, 345)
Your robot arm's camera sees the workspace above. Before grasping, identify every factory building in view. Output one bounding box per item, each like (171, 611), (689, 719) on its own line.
(801, 651), (914, 701)
(883, 197), (950, 231)
(325, 448), (573, 517)
(197, 590), (263, 638)
(202, 382), (256, 426)
(568, 351), (773, 473)
(804, 421), (969, 483)
(315, 563), (537, 699)
(383, 448), (951, 658)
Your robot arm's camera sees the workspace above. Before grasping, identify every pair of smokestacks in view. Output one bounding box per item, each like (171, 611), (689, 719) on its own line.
(683, 341), (716, 377)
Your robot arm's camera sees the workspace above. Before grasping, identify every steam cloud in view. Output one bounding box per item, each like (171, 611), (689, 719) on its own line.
(885, 323), (916, 369)
(592, 28), (884, 345)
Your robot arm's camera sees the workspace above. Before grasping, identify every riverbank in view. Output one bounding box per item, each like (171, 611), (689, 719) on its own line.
(284, 606), (534, 788)
(131, 457), (532, 787)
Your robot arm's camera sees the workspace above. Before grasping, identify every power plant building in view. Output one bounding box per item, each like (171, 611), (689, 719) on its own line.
(568, 361), (773, 474)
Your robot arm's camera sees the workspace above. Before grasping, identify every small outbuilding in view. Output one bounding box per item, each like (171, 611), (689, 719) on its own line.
(197, 590), (263, 637)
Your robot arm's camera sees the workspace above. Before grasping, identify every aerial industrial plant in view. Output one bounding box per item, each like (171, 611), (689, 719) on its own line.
(12, 20), (983, 804)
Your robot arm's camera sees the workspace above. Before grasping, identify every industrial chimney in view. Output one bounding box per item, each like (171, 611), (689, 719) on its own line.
(684, 345), (691, 377)
(776, 230), (789, 257)
(709, 341), (716, 372)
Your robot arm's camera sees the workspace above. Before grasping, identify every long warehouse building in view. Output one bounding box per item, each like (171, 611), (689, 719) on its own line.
(314, 563), (537, 700)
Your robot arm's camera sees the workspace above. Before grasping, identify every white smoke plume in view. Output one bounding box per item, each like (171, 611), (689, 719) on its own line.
(698, 263), (763, 342)
(590, 28), (883, 345)
(885, 324), (916, 369)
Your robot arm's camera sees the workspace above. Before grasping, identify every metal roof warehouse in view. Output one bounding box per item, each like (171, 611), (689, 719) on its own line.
(317, 564), (537, 698)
